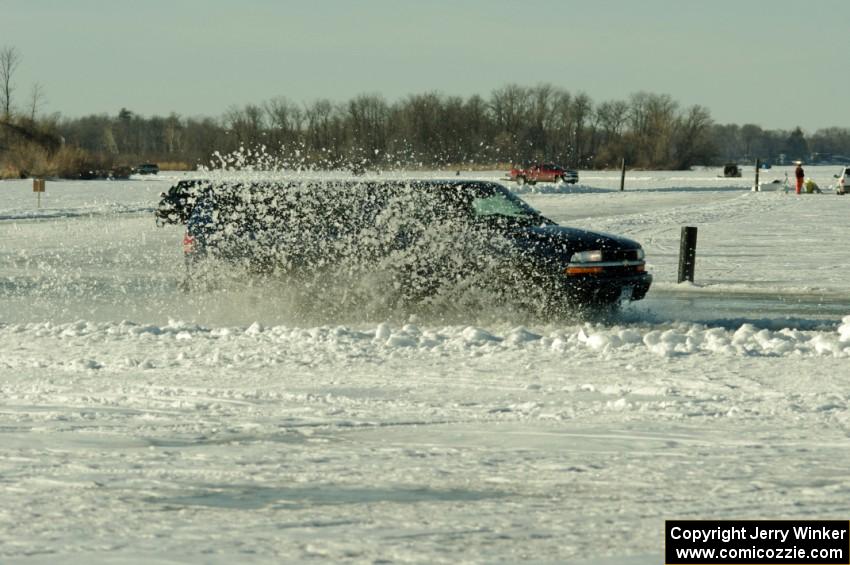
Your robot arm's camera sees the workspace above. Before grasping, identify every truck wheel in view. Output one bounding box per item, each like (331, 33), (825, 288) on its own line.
(515, 176), (526, 186)
(553, 175), (564, 185)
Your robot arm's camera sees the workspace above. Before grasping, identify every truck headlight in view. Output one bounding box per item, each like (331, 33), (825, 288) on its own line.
(572, 250), (603, 263)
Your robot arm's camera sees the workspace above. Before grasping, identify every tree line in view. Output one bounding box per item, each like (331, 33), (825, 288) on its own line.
(2, 44), (850, 177)
(55, 88), (718, 171)
(42, 90), (850, 172)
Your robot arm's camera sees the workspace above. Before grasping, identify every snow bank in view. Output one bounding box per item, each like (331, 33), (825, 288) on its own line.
(3, 318), (849, 374)
(571, 320), (850, 358)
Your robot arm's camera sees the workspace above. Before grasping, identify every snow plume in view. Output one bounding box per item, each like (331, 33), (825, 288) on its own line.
(200, 143), (415, 178)
(167, 178), (566, 325)
(204, 144), (318, 175)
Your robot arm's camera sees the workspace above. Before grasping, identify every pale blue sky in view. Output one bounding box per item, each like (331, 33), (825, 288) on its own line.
(2, 0), (848, 130)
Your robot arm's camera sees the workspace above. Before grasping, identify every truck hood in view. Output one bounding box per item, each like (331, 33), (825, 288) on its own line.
(509, 224), (643, 263)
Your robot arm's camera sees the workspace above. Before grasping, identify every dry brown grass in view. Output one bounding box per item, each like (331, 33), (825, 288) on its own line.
(0, 141), (50, 179)
(0, 162), (23, 179)
(0, 142), (113, 179)
(155, 161), (195, 171)
(50, 146), (112, 178)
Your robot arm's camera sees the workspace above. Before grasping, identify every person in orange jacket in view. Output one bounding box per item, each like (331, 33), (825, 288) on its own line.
(795, 162), (805, 194)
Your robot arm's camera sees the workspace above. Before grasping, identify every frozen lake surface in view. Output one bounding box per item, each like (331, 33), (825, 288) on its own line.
(1, 166), (849, 564)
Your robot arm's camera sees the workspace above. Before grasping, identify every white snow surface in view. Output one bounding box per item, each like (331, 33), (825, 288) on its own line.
(2, 166), (850, 564)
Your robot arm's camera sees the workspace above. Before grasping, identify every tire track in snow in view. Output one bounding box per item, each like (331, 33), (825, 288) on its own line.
(576, 192), (786, 242)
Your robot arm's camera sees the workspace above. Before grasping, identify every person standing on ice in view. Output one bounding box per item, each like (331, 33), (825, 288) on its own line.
(794, 162), (805, 195)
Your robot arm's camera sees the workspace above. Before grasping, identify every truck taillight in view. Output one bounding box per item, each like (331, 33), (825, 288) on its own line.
(182, 233), (195, 254)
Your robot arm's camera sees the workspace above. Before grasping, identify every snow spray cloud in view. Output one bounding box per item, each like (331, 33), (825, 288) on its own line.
(157, 174), (574, 325)
(160, 179), (560, 321)
(151, 145), (622, 325)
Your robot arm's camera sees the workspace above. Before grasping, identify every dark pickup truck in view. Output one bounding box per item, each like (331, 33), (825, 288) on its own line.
(135, 163), (160, 175)
(156, 179), (651, 311)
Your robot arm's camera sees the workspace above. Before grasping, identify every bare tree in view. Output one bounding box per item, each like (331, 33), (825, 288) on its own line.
(571, 93), (593, 167)
(490, 84), (530, 138)
(740, 123), (763, 159)
(264, 97), (304, 138)
(0, 46), (21, 119)
(163, 113), (183, 155)
(596, 100), (629, 140)
(346, 93), (388, 162)
(549, 90), (573, 162)
(304, 98), (344, 159)
(28, 82), (46, 122)
(673, 105), (714, 169)
(223, 104), (265, 146)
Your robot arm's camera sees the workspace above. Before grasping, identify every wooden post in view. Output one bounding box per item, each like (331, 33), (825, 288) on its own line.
(677, 226), (698, 283)
(32, 178), (45, 208)
(620, 158), (626, 191)
(754, 158), (760, 192)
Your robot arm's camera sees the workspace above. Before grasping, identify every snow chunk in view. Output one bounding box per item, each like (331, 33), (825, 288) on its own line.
(70, 358), (103, 371)
(461, 326), (501, 345)
(245, 322), (264, 336)
(577, 328), (623, 351)
(386, 333), (418, 348)
(606, 398), (630, 411)
(506, 326), (542, 344)
(374, 323), (392, 341)
(839, 316), (850, 343)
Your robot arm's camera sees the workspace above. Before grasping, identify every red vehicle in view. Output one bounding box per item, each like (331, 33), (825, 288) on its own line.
(509, 162), (579, 186)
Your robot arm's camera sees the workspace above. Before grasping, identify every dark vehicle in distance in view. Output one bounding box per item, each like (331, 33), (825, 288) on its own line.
(723, 163), (742, 177)
(135, 163), (160, 175)
(155, 180), (651, 309)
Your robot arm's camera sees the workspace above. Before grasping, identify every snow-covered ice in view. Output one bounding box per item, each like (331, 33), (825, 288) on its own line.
(1, 166), (849, 563)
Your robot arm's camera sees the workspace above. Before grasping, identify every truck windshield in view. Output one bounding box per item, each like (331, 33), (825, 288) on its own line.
(471, 191), (546, 223)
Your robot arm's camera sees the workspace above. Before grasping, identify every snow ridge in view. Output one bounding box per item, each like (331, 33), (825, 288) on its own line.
(2, 317), (849, 374)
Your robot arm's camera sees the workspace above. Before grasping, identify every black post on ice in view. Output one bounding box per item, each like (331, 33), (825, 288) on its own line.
(620, 158), (626, 191)
(754, 158), (760, 192)
(677, 226), (698, 283)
